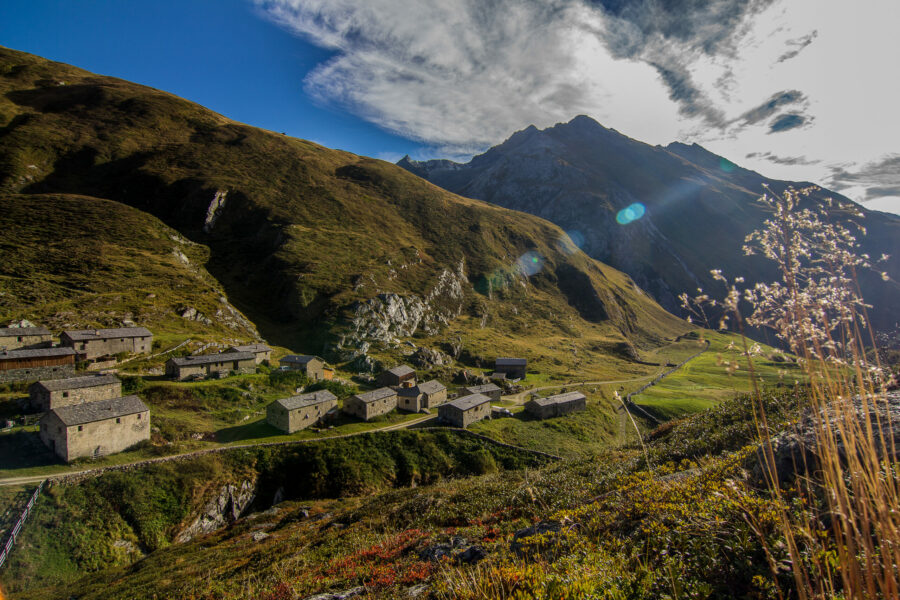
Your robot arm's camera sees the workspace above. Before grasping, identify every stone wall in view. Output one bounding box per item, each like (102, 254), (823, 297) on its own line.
(41, 410), (150, 462)
(424, 389), (448, 408)
(67, 336), (152, 360)
(439, 401), (491, 428)
(343, 394), (397, 421)
(267, 398), (338, 433)
(0, 364), (75, 384)
(0, 334), (52, 351)
(33, 381), (122, 412)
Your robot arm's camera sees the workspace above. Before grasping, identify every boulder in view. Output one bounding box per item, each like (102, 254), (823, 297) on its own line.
(302, 587), (365, 600)
(175, 479), (256, 543)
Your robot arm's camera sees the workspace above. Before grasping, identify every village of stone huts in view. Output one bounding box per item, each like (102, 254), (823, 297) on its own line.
(2, 322), (588, 463)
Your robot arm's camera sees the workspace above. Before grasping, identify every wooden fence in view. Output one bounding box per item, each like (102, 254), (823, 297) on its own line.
(0, 479), (45, 569)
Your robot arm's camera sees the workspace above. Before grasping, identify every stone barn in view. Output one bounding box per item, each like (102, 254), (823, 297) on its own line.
(60, 327), (153, 360)
(464, 383), (502, 402)
(0, 347), (76, 383)
(0, 326), (52, 351)
(267, 390), (338, 433)
(343, 387), (398, 421)
(29, 374), (122, 412)
(39, 395), (150, 462)
(397, 380), (447, 412)
(525, 391), (587, 419)
(438, 393), (492, 428)
(226, 344), (272, 364)
(166, 351), (256, 380)
(494, 357), (527, 380)
(280, 355), (327, 381)
(378, 365), (416, 388)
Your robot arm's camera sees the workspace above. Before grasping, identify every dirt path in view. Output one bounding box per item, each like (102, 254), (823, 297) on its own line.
(0, 413), (436, 487)
(501, 370), (667, 404)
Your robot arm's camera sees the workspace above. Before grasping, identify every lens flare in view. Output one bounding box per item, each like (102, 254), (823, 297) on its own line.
(615, 202), (646, 225)
(516, 251), (544, 276)
(557, 230), (585, 255)
(719, 157), (736, 173)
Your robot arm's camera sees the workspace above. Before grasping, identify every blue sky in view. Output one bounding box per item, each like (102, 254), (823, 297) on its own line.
(1, 0), (898, 214)
(0, 0), (420, 161)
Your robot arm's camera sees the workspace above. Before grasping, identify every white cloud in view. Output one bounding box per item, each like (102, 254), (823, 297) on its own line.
(255, 0), (900, 213)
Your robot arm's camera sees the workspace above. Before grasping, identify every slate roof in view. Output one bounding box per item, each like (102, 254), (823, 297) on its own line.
(229, 344), (272, 354)
(398, 380), (446, 396)
(444, 393), (491, 411)
(51, 395), (148, 426)
(280, 354), (321, 365)
(496, 357), (527, 367)
(354, 387), (397, 403)
(465, 383), (501, 395)
(0, 347), (76, 360)
(34, 374), (120, 392)
(169, 351), (255, 366)
(0, 326), (51, 337)
(62, 327), (152, 341)
(275, 390), (338, 411)
(386, 364), (415, 377)
(530, 391), (586, 407)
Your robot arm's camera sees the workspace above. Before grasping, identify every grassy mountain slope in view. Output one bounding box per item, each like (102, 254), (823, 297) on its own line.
(399, 116), (900, 343)
(0, 193), (258, 340)
(0, 47), (685, 360)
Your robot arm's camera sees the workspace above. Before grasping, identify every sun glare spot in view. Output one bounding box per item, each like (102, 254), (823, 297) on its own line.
(616, 202), (646, 225)
(516, 251), (544, 276)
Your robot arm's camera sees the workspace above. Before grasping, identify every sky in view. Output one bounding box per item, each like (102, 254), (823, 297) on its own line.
(2, 0), (898, 215)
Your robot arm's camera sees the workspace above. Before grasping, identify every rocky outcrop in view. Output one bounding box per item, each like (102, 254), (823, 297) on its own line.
(761, 392), (900, 485)
(175, 479), (256, 543)
(302, 587), (365, 600)
(202, 190), (228, 233)
(409, 346), (452, 368)
(334, 260), (468, 357)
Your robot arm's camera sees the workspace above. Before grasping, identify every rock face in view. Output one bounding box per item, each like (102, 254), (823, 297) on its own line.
(202, 190), (228, 233)
(333, 260), (469, 363)
(175, 480), (256, 543)
(409, 346), (452, 368)
(763, 392), (900, 484)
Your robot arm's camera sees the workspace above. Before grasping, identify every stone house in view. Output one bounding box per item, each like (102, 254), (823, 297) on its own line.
(226, 344), (272, 364)
(267, 390), (338, 433)
(438, 393), (492, 428)
(29, 374), (122, 412)
(524, 391), (587, 420)
(165, 351), (256, 380)
(0, 326), (52, 351)
(343, 387), (398, 421)
(397, 380), (447, 412)
(0, 347), (76, 383)
(280, 355), (328, 381)
(59, 327), (153, 360)
(464, 383), (502, 402)
(494, 357), (527, 380)
(378, 365), (416, 388)
(39, 395), (150, 462)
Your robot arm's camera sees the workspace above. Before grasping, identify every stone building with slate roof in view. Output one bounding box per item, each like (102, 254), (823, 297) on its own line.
(0, 347), (76, 383)
(280, 355), (328, 381)
(438, 393), (492, 428)
(29, 374), (122, 412)
(525, 391), (587, 420)
(267, 390), (338, 433)
(397, 380), (447, 412)
(166, 351), (256, 380)
(494, 357), (527, 379)
(464, 383), (503, 402)
(226, 344), (272, 364)
(343, 387), (398, 421)
(39, 395), (150, 461)
(59, 327), (153, 360)
(0, 326), (52, 351)
(378, 364), (417, 388)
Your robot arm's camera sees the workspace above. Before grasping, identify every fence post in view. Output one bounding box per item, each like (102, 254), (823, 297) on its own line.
(0, 479), (45, 569)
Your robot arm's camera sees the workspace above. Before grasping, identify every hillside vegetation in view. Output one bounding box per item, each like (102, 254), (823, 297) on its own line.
(0, 47), (686, 364)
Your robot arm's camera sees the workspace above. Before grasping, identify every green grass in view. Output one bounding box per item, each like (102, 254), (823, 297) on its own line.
(632, 331), (799, 420)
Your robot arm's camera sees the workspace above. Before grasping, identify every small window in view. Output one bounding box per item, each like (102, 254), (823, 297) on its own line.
(63, 391), (69, 398)
(116, 417), (121, 424)
(78, 425), (83, 432)
(137, 413), (142, 420)
(16, 336), (22, 342)
(57, 426), (62, 433)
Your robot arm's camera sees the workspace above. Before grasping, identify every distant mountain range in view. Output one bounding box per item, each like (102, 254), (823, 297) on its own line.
(399, 116), (900, 343)
(0, 47), (685, 363)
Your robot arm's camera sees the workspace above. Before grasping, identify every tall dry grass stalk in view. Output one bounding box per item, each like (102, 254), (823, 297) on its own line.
(683, 186), (898, 598)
